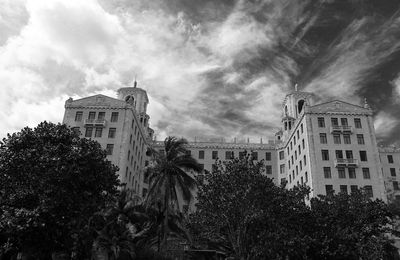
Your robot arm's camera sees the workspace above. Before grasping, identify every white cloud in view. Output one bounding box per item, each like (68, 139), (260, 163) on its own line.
(374, 111), (398, 139)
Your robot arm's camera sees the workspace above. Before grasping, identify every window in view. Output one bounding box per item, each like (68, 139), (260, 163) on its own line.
(338, 167), (345, 178)
(199, 164), (204, 170)
(85, 127), (93, 137)
(300, 161), (302, 171)
(340, 185), (348, 194)
(71, 127), (80, 135)
(106, 144), (114, 155)
(325, 185), (334, 195)
(75, 111), (83, 121)
(266, 152), (271, 161)
(199, 150), (205, 159)
(279, 151), (284, 160)
(364, 186), (373, 198)
(127, 150), (130, 160)
(111, 112), (119, 122)
(185, 150), (191, 156)
(388, 155), (394, 163)
(225, 151), (234, 160)
(295, 151), (297, 160)
(318, 117), (325, 127)
(108, 128), (116, 138)
(321, 150), (329, 160)
(348, 168), (356, 179)
(301, 177), (304, 185)
(94, 128), (102, 138)
(98, 112), (105, 120)
(350, 185), (358, 193)
(357, 134), (364, 145)
(323, 167), (331, 179)
(212, 151), (218, 159)
(331, 118), (338, 126)
(280, 164), (285, 174)
(296, 166), (299, 176)
(354, 118), (362, 128)
(239, 151), (246, 159)
(266, 165), (272, 174)
(304, 155), (307, 165)
(305, 172), (308, 182)
(346, 150), (353, 159)
(333, 134), (341, 144)
(251, 152), (258, 160)
(302, 139), (305, 149)
(336, 150), (343, 159)
(301, 123), (304, 133)
(294, 136), (296, 145)
(343, 134), (351, 144)
(359, 151), (367, 161)
(391, 168), (396, 177)
(88, 112), (96, 120)
(341, 118), (348, 126)
(394, 181), (399, 190)
(297, 130), (300, 139)
(320, 133), (327, 144)
(362, 168), (370, 179)
(129, 134), (132, 143)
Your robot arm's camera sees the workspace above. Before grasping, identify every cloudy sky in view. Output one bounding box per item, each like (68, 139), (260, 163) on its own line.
(1, 0), (400, 145)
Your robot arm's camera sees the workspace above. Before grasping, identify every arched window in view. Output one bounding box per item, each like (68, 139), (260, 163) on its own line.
(285, 105), (288, 115)
(298, 100), (305, 114)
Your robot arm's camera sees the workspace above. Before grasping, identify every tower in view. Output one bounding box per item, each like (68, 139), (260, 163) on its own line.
(117, 80), (149, 114)
(279, 85), (315, 142)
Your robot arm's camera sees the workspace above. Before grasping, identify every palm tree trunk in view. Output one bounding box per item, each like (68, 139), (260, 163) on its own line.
(162, 176), (170, 251)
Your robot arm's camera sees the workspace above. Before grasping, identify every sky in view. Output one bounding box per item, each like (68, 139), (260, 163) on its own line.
(1, 0), (400, 145)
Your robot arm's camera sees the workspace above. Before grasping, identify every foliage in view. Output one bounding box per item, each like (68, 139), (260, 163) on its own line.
(91, 190), (152, 260)
(145, 136), (201, 250)
(190, 152), (311, 259)
(308, 191), (395, 260)
(190, 152), (396, 260)
(0, 122), (120, 256)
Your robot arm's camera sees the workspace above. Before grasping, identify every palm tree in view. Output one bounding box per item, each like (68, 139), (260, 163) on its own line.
(145, 136), (201, 251)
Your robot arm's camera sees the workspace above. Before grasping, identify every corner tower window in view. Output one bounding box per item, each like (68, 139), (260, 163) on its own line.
(298, 100), (305, 114)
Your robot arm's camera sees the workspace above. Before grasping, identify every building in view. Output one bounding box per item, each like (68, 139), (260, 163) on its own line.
(63, 85), (400, 203)
(62, 81), (153, 197)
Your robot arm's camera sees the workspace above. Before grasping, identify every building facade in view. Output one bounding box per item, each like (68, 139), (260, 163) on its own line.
(63, 86), (400, 203)
(62, 82), (153, 197)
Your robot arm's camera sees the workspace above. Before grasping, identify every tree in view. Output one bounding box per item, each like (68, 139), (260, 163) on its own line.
(145, 136), (201, 250)
(189, 153), (311, 260)
(0, 122), (120, 257)
(308, 191), (396, 260)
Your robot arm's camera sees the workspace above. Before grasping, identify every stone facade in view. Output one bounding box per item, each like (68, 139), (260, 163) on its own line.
(62, 84), (153, 197)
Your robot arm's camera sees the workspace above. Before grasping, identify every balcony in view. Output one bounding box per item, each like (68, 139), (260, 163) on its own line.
(84, 119), (107, 127)
(334, 158), (359, 168)
(330, 125), (353, 134)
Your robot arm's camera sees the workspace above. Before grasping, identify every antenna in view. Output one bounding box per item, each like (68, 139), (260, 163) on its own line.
(134, 75), (137, 88)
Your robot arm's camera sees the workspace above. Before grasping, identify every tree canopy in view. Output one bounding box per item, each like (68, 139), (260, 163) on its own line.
(0, 122), (120, 256)
(189, 152), (396, 260)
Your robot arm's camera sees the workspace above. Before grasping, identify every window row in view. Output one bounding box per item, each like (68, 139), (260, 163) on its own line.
(289, 171), (308, 185)
(80, 127), (117, 138)
(325, 185), (373, 198)
(75, 111), (119, 122)
(194, 150), (273, 161)
(319, 133), (364, 145)
(323, 167), (371, 179)
(317, 117), (362, 128)
(321, 150), (368, 161)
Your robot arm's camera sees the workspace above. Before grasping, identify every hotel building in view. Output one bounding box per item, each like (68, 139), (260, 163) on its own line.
(63, 85), (400, 203)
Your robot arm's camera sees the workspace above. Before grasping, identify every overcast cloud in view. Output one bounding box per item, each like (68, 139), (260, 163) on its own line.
(1, 0), (400, 145)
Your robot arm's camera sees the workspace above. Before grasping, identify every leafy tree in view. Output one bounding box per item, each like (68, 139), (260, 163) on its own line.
(189, 153), (311, 260)
(91, 190), (151, 260)
(308, 191), (396, 260)
(145, 136), (201, 250)
(0, 122), (120, 257)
